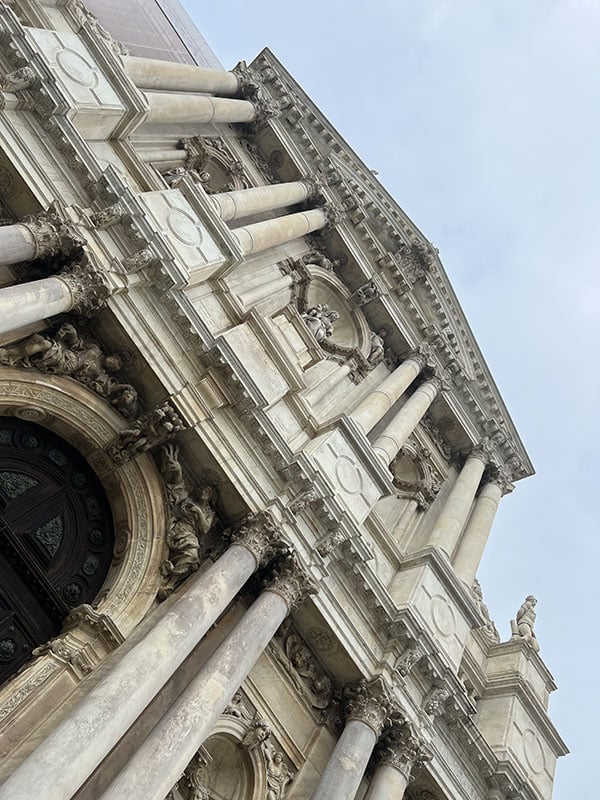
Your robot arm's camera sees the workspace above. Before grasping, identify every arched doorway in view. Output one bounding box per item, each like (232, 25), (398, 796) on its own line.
(0, 417), (114, 684)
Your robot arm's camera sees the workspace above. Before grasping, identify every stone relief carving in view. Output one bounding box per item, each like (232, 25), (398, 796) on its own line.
(122, 246), (157, 272)
(31, 637), (92, 675)
(161, 166), (213, 192)
(351, 279), (381, 306)
(0, 66), (36, 92)
(396, 641), (425, 677)
(300, 250), (338, 272)
(367, 328), (387, 367)
(158, 444), (219, 600)
(106, 402), (186, 465)
(90, 203), (126, 230)
(420, 415), (452, 461)
(389, 443), (443, 511)
(240, 716), (271, 751)
(266, 553), (318, 611)
(471, 580), (500, 643)
(424, 685), (452, 718)
(271, 619), (334, 715)
(265, 745), (293, 800)
(315, 528), (346, 557)
(0, 323), (139, 419)
(301, 304), (339, 343)
(510, 595), (540, 652)
(287, 487), (318, 514)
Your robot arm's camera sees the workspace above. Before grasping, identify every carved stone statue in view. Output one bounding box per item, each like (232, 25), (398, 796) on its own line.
(158, 444), (218, 599)
(351, 279), (380, 306)
(471, 580), (500, 643)
(510, 595), (540, 652)
(0, 324), (139, 419)
(301, 304), (339, 342)
(265, 746), (293, 800)
(367, 329), (387, 366)
(284, 629), (333, 710)
(107, 402), (186, 464)
(424, 686), (451, 717)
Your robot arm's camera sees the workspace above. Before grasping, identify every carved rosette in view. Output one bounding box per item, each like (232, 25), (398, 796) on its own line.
(344, 678), (394, 737)
(230, 510), (287, 567)
(58, 262), (110, 316)
(265, 554), (317, 612)
(375, 724), (432, 779)
(22, 208), (85, 259)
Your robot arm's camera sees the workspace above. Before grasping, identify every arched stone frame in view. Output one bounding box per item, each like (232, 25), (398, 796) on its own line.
(389, 441), (442, 512)
(0, 368), (166, 741)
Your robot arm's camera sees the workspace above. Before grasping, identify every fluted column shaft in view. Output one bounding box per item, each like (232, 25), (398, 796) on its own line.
(372, 378), (441, 464)
(452, 480), (504, 584)
(428, 450), (489, 557)
(124, 56), (240, 95)
(145, 92), (255, 125)
(351, 353), (426, 433)
(100, 559), (313, 800)
(0, 527), (276, 800)
(0, 277), (73, 336)
(233, 208), (327, 256)
(211, 180), (312, 222)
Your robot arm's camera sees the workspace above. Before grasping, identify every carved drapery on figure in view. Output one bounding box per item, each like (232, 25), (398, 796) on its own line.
(301, 304), (339, 343)
(106, 402), (186, 464)
(0, 322), (139, 419)
(510, 595), (540, 652)
(158, 444), (219, 599)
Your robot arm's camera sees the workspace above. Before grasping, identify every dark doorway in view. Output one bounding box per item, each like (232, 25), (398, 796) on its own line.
(0, 418), (114, 684)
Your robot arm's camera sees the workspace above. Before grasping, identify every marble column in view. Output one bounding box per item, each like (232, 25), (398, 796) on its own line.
(0, 265), (106, 338)
(99, 556), (316, 800)
(453, 471), (511, 585)
(123, 56), (240, 95)
(0, 212), (81, 267)
(372, 376), (443, 465)
(210, 180), (314, 222)
(0, 513), (282, 800)
(364, 724), (431, 800)
(427, 441), (491, 559)
(350, 346), (430, 434)
(145, 92), (255, 125)
(310, 679), (393, 800)
(233, 208), (327, 256)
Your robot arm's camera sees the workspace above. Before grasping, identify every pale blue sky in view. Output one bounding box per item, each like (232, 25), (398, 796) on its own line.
(185, 2), (597, 795)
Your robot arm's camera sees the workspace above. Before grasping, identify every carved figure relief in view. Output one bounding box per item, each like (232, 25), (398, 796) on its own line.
(0, 324), (139, 419)
(158, 444), (218, 599)
(367, 329), (387, 366)
(351, 279), (381, 306)
(510, 595), (540, 652)
(161, 166), (213, 192)
(273, 620), (334, 713)
(106, 402), (186, 464)
(301, 304), (339, 342)
(265, 746), (293, 800)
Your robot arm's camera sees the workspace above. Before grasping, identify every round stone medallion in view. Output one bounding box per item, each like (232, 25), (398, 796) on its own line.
(431, 594), (456, 637)
(56, 48), (98, 88)
(166, 207), (203, 246)
(334, 455), (363, 495)
(523, 729), (545, 774)
(307, 627), (338, 655)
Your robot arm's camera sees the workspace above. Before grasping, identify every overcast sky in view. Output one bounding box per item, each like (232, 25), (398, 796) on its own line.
(185, 1), (597, 795)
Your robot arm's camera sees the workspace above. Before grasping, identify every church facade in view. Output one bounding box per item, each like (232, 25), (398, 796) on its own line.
(0, 2), (567, 799)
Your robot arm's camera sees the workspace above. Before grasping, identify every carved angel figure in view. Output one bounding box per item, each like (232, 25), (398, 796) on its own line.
(301, 304), (339, 342)
(510, 595), (540, 652)
(367, 329), (387, 366)
(240, 716), (271, 750)
(265, 748), (292, 800)
(159, 444), (217, 598)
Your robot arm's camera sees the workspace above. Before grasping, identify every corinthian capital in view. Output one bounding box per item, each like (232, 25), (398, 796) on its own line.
(22, 206), (85, 260)
(230, 510), (287, 567)
(406, 341), (435, 370)
(57, 261), (109, 316)
(320, 202), (346, 229)
(470, 437), (493, 465)
(344, 678), (394, 737)
(265, 553), (318, 611)
(375, 723), (432, 778)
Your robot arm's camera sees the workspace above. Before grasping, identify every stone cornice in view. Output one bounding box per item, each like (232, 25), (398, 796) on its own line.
(247, 48), (533, 481)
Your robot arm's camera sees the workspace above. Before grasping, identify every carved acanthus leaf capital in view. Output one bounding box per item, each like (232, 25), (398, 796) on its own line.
(429, 368), (452, 394)
(22, 206), (85, 259)
(344, 678), (395, 736)
(375, 723), (432, 778)
(265, 553), (318, 611)
(320, 202), (346, 229)
(57, 261), (109, 316)
(406, 341), (435, 370)
(230, 510), (287, 568)
(469, 437), (493, 465)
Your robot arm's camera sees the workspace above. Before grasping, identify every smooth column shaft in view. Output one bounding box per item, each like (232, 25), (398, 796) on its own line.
(309, 719), (377, 800)
(124, 56), (239, 95)
(140, 148), (186, 164)
(364, 763), (409, 799)
(372, 379), (440, 464)
(0, 545), (258, 800)
(233, 208), (327, 256)
(145, 92), (255, 125)
(0, 277), (72, 336)
(211, 181), (310, 222)
(351, 355), (424, 433)
(100, 589), (290, 800)
(453, 481), (503, 584)
(0, 223), (37, 266)
(428, 454), (487, 557)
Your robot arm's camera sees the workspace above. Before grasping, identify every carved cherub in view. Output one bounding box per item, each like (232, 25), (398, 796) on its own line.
(158, 444), (218, 599)
(301, 304), (339, 342)
(241, 716), (271, 750)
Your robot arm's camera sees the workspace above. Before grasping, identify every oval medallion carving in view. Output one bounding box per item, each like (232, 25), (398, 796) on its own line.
(56, 48), (98, 88)
(431, 594), (456, 637)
